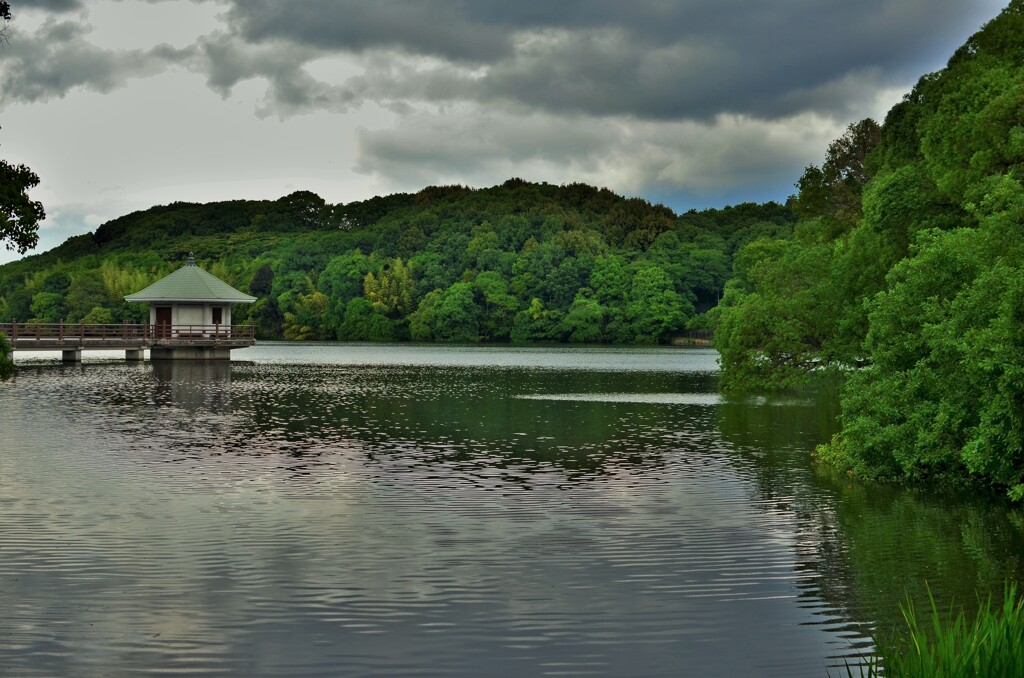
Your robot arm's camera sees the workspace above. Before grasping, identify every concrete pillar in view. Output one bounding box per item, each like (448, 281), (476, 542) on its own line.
(62, 348), (82, 363)
(150, 346), (232, 360)
(125, 348), (144, 362)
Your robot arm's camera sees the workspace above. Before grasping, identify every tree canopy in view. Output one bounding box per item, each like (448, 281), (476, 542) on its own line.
(0, 4), (46, 255)
(714, 0), (1024, 500)
(1, 153), (45, 254)
(0, 182), (794, 347)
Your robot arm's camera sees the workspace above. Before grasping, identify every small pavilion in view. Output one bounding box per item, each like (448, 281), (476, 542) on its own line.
(125, 254), (256, 360)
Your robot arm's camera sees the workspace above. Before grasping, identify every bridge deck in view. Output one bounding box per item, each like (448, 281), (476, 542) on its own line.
(1, 322), (255, 351)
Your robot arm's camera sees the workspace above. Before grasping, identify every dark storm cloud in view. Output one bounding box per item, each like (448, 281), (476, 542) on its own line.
(217, 0), (994, 120)
(13, 0), (82, 11)
(225, 0), (514, 63)
(0, 0), (1001, 121)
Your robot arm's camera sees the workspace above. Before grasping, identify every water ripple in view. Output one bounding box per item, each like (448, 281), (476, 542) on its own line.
(3, 348), (1012, 676)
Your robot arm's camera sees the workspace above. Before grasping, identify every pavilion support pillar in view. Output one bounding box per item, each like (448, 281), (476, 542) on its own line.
(150, 346), (232, 360)
(125, 348), (144, 362)
(62, 348), (82, 363)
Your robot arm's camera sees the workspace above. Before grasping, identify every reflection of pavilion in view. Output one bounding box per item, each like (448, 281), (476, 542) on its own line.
(152, 360), (233, 413)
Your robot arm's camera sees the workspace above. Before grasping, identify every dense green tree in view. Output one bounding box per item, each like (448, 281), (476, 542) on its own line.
(433, 231), (472, 276)
(408, 289), (443, 342)
(275, 190), (329, 230)
(40, 271), (71, 295)
(793, 119), (882, 237)
(511, 297), (560, 342)
(248, 296), (283, 339)
(249, 263), (274, 297)
(553, 228), (606, 258)
(589, 254), (630, 305)
(715, 238), (842, 390)
(80, 306), (114, 324)
(65, 275), (109, 322)
(364, 259), (414, 318)
(821, 178), (1024, 500)
(409, 251), (453, 299)
(562, 291), (604, 343)
(320, 253), (370, 300)
(338, 297), (394, 341)
(409, 282), (480, 342)
(29, 291), (63, 323)
(1, 287), (31, 322)
(283, 288), (329, 341)
(395, 224), (427, 258)
(510, 240), (562, 302)
(918, 64), (1024, 205)
(0, 330), (13, 380)
(544, 257), (591, 309)
(475, 271), (518, 340)
(625, 266), (692, 343)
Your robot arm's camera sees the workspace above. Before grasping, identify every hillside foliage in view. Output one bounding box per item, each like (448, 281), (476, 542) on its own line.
(0, 181), (794, 346)
(715, 0), (1024, 500)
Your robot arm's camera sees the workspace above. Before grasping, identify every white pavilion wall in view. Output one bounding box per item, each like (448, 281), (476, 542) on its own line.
(148, 303), (231, 334)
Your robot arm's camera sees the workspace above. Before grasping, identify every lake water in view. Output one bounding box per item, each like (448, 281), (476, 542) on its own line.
(2, 344), (1022, 677)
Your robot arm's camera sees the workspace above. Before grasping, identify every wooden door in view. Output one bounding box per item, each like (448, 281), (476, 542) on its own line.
(156, 306), (172, 338)
(211, 307), (223, 337)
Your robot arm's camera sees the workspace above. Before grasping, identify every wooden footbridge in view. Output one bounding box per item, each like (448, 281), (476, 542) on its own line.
(0, 322), (255, 362)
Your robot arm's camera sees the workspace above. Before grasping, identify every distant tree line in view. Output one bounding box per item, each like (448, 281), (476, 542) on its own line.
(0, 181), (794, 347)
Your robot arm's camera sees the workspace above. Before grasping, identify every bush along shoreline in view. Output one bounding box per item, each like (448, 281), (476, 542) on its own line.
(713, 2), (1024, 502)
(0, 332), (13, 379)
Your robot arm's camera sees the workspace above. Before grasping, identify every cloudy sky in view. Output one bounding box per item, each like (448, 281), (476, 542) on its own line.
(0, 0), (1008, 263)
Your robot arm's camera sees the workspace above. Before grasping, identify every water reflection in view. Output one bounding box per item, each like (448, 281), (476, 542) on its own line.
(151, 360), (233, 412)
(718, 382), (1024, 655)
(1, 347), (1022, 677)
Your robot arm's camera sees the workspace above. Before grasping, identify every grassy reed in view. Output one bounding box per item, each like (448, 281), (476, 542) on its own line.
(842, 583), (1024, 677)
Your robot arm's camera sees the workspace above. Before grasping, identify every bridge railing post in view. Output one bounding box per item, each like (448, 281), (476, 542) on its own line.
(11, 320), (16, 342)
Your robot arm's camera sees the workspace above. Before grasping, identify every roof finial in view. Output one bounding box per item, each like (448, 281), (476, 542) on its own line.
(187, 252), (196, 266)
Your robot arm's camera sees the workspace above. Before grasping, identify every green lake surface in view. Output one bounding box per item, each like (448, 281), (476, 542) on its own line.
(1, 343), (1022, 677)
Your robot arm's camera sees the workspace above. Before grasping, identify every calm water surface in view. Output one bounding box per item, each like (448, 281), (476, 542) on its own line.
(1, 344), (1022, 677)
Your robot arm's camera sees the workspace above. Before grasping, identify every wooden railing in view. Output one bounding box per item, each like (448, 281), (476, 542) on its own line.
(0, 322), (255, 345)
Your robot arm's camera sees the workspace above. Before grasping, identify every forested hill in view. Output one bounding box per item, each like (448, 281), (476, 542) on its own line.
(0, 179), (794, 343)
(714, 1), (1024, 499)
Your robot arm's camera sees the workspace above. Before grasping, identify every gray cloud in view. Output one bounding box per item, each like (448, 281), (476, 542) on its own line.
(353, 110), (616, 186)
(225, 0), (514, 63)
(354, 108), (836, 200)
(215, 0), (1000, 120)
(171, 32), (370, 118)
(0, 1), (1004, 122)
(0, 19), (179, 104)
(14, 0), (82, 12)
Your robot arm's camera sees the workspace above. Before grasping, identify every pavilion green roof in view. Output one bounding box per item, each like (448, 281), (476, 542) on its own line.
(125, 256), (256, 304)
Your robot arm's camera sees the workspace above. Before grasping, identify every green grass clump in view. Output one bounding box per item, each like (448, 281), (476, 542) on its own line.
(844, 583), (1024, 677)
